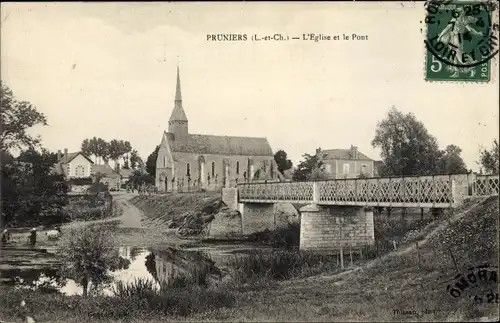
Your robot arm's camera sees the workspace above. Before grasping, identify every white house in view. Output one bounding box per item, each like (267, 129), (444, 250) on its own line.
(52, 149), (94, 179)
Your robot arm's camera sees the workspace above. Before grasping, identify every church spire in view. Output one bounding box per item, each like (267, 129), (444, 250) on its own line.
(169, 66), (187, 122)
(175, 65), (182, 102)
(168, 66), (188, 139)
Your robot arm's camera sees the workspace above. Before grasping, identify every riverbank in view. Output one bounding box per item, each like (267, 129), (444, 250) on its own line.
(1, 196), (497, 322)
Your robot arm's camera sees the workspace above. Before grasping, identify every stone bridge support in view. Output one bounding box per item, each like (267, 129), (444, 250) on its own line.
(239, 203), (275, 234)
(299, 204), (375, 253)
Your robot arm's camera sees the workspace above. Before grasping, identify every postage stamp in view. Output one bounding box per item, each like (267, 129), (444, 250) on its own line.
(424, 0), (499, 82)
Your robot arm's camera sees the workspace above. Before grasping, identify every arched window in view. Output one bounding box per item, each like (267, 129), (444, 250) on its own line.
(186, 163), (190, 177)
(211, 162), (215, 177)
(164, 156), (167, 168)
(236, 161), (240, 175)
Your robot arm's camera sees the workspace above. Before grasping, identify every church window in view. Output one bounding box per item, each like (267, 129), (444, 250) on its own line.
(164, 156), (167, 168)
(236, 161), (240, 175)
(211, 162), (215, 177)
(186, 163), (190, 177)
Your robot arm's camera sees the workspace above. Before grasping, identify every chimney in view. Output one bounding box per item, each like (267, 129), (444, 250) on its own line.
(64, 148), (68, 161)
(57, 150), (62, 161)
(350, 145), (358, 160)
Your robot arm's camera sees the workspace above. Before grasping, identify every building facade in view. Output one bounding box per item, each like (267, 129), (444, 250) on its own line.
(52, 149), (121, 190)
(52, 149), (94, 179)
(320, 145), (375, 179)
(155, 67), (280, 192)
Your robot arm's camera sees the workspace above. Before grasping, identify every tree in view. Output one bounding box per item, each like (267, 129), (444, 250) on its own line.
(372, 107), (443, 176)
(292, 148), (328, 181)
(274, 149), (293, 175)
(0, 81), (48, 152)
(478, 139), (499, 175)
(96, 138), (110, 164)
(438, 144), (467, 174)
(57, 225), (127, 297)
(129, 149), (143, 170)
(146, 145), (160, 177)
(1, 148), (68, 227)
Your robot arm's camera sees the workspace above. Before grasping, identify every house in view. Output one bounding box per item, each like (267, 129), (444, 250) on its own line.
(52, 149), (94, 179)
(155, 67), (281, 192)
(118, 168), (134, 186)
(92, 164), (121, 191)
(320, 145), (375, 179)
(51, 149), (121, 191)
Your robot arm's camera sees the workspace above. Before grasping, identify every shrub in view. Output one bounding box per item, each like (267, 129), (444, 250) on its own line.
(56, 225), (123, 297)
(247, 222), (301, 249)
(231, 250), (337, 284)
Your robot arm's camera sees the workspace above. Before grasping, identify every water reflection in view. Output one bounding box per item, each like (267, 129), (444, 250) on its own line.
(3, 244), (274, 296)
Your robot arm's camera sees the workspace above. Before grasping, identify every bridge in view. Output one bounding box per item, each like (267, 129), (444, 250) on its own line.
(221, 173), (499, 253)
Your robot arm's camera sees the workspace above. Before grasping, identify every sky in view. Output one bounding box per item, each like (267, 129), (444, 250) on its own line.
(1, 2), (498, 171)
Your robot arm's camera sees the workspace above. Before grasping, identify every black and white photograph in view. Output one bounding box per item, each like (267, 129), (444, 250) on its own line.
(1, 2), (499, 322)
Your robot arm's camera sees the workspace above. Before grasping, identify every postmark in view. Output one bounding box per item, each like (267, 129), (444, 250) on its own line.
(444, 264), (498, 306)
(424, 0), (499, 82)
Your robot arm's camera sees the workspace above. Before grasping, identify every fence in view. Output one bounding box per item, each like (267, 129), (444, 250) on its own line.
(238, 173), (499, 207)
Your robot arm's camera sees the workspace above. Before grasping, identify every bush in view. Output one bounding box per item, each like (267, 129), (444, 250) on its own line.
(247, 223), (301, 248)
(56, 225), (123, 297)
(231, 250), (337, 284)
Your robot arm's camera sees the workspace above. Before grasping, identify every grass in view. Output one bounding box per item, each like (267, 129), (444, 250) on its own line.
(2, 196), (497, 322)
(129, 192), (222, 236)
(246, 222), (301, 249)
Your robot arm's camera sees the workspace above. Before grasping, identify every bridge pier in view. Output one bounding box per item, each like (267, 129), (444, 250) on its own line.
(239, 202), (275, 235)
(299, 204), (375, 253)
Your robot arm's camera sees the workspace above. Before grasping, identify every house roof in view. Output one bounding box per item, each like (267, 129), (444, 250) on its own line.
(119, 168), (134, 178)
(322, 149), (373, 161)
(91, 164), (121, 178)
(165, 132), (274, 157)
(59, 152), (94, 164)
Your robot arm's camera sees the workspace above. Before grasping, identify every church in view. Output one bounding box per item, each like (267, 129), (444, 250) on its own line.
(155, 67), (281, 192)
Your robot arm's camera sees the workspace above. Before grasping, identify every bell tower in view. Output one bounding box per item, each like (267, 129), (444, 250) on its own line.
(168, 66), (188, 140)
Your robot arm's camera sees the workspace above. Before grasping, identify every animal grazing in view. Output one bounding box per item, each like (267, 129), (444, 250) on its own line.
(45, 227), (62, 241)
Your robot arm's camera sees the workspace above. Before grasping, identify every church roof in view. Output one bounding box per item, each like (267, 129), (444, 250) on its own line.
(165, 132), (274, 157)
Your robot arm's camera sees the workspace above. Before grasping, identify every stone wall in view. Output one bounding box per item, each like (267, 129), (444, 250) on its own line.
(300, 204), (374, 252)
(207, 208), (243, 239)
(240, 203), (275, 234)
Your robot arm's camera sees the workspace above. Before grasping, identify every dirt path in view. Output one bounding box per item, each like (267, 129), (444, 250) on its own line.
(60, 192), (188, 248)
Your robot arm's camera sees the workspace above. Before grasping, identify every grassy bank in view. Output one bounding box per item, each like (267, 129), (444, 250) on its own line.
(130, 192), (222, 237)
(2, 196), (497, 322)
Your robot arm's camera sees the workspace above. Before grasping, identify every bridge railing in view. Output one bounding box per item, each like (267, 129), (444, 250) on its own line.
(238, 181), (314, 203)
(473, 175), (499, 196)
(237, 173), (498, 207)
(317, 176), (455, 207)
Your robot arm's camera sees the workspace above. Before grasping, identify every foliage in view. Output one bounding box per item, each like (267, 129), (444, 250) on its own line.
(127, 170), (155, 188)
(81, 137), (139, 168)
(292, 148), (328, 181)
(478, 139), (499, 175)
(231, 250), (337, 284)
(129, 149), (144, 170)
(0, 81), (48, 152)
(438, 144), (468, 174)
(247, 223), (301, 248)
(372, 107), (444, 176)
(274, 149), (293, 175)
(57, 225), (123, 297)
(1, 148), (69, 227)
(146, 145), (160, 177)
